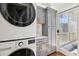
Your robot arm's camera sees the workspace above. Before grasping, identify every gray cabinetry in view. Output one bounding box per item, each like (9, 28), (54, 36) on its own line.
(36, 37), (49, 56)
(37, 6), (46, 24)
(42, 7), (57, 36)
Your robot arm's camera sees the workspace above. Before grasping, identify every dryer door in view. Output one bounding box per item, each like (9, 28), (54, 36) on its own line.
(9, 48), (35, 56)
(0, 3), (36, 27)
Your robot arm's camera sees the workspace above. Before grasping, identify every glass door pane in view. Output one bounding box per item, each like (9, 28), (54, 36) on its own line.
(59, 14), (69, 46)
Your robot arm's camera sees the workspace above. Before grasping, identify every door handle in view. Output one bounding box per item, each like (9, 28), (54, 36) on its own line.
(57, 29), (60, 33)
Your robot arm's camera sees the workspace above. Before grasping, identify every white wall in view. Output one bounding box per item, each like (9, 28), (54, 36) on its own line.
(36, 24), (42, 36)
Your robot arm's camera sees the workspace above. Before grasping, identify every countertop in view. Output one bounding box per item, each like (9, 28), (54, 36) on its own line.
(35, 36), (48, 39)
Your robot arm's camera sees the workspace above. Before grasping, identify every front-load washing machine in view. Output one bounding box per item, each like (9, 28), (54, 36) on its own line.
(0, 38), (36, 56)
(0, 3), (37, 41)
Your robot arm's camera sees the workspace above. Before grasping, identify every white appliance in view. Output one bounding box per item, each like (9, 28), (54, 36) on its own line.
(0, 38), (36, 56)
(0, 3), (37, 41)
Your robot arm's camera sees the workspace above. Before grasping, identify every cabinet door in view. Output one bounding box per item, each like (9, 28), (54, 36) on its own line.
(36, 38), (49, 56)
(48, 27), (56, 54)
(37, 6), (46, 24)
(51, 27), (56, 50)
(41, 42), (49, 56)
(36, 39), (42, 56)
(36, 44), (42, 56)
(46, 7), (57, 26)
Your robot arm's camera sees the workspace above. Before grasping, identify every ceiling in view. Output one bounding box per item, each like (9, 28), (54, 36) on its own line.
(38, 3), (79, 13)
(50, 3), (79, 13)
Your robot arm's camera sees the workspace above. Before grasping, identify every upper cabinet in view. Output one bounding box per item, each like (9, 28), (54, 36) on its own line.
(37, 6), (46, 24)
(46, 7), (57, 26)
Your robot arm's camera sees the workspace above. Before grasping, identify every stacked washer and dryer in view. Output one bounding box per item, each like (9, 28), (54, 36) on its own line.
(0, 3), (37, 56)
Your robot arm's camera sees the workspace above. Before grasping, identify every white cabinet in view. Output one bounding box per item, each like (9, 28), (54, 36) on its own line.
(46, 7), (57, 26)
(48, 27), (56, 54)
(42, 7), (57, 54)
(47, 8), (56, 54)
(36, 37), (49, 56)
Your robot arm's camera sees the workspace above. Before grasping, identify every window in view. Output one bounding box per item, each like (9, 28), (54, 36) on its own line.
(60, 15), (69, 32)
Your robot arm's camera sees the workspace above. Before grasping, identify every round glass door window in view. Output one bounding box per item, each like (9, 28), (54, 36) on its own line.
(0, 3), (36, 27)
(9, 48), (35, 56)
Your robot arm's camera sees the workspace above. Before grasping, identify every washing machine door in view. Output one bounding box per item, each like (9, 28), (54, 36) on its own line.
(9, 48), (35, 56)
(0, 3), (36, 27)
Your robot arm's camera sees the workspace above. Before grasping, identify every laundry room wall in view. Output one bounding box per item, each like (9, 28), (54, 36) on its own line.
(36, 24), (42, 36)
